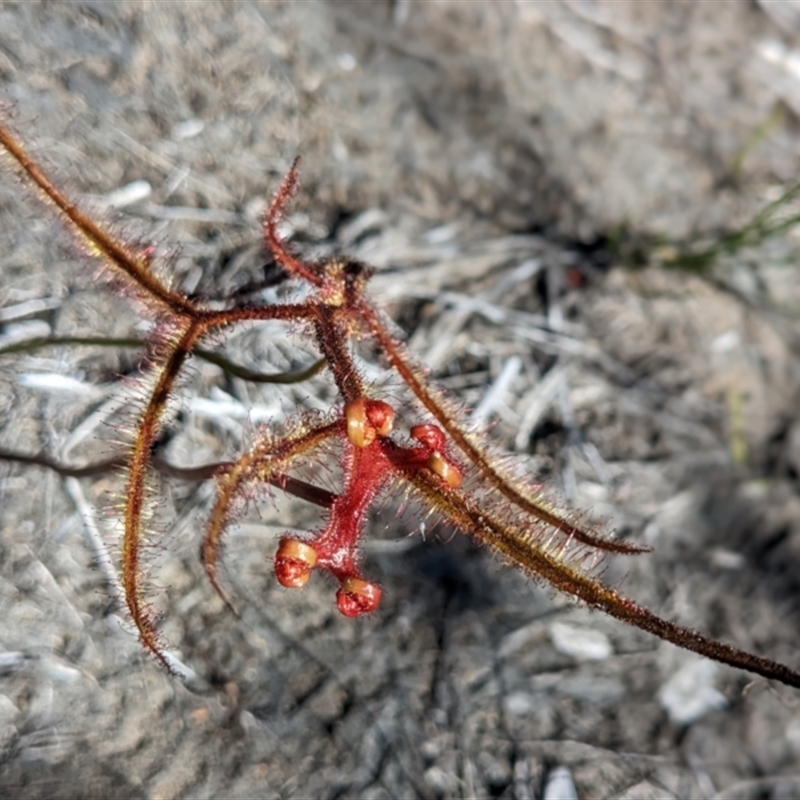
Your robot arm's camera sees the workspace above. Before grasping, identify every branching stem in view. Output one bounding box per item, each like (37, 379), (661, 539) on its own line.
(2, 114), (799, 689)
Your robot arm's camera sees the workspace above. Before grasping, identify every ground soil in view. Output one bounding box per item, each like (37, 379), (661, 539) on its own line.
(2, 2), (800, 798)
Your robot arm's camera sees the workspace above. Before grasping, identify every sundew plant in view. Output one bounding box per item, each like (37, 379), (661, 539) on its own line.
(1, 116), (799, 688)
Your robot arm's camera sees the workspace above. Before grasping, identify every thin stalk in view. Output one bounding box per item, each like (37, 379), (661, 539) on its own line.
(0, 335), (325, 384)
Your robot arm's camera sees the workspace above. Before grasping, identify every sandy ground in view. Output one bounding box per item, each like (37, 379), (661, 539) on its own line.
(2, 2), (800, 798)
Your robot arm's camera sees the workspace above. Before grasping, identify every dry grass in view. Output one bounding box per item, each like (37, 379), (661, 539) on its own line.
(2, 2), (800, 798)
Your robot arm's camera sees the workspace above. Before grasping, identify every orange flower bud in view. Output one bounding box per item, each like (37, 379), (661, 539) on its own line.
(336, 577), (382, 617)
(274, 538), (318, 588)
(428, 451), (463, 489)
(345, 397), (376, 448)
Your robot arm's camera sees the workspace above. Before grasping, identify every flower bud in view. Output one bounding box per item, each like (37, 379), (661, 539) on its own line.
(274, 538), (318, 588)
(410, 424), (446, 453)
(428, 451), (463, 489)
(365, 399), (395, 436)
(345, 397), (376, 448)
(336, 577), (382, 617)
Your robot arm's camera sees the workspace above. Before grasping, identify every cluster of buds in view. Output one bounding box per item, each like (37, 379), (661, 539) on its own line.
(275, 397), (464, 617)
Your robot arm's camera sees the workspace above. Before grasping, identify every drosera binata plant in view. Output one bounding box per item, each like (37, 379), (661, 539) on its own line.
(1, 116), (800, 688)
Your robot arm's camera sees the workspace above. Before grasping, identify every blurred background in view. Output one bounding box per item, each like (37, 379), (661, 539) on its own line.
(2, 2), (800, 797)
